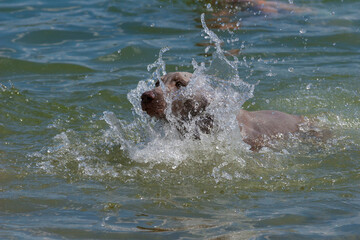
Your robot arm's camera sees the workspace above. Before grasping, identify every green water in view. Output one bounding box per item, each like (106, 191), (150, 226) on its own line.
(1, 0), (359, 239)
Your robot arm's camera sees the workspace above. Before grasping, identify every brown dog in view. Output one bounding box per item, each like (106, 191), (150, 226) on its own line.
(141, 72), (305, 151)
(141, 72), (213, 137)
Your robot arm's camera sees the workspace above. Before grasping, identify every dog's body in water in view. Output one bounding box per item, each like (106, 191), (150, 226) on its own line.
(141, 72), (324, 151)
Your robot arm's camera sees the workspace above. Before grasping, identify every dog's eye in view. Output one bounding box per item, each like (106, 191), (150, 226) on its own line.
(155, 81), (160, 87)
(175, 81), (183, 88)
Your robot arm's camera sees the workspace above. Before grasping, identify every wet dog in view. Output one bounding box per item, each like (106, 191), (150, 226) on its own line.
(141, 72), (213, 138)
(141, 72), (307, 151)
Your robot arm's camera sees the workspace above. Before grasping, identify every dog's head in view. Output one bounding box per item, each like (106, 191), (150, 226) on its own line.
(141, 72), (210, 121)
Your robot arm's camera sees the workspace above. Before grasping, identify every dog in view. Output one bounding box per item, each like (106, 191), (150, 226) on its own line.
(141, 72), (213, 138)
(141, 72), (311, 151)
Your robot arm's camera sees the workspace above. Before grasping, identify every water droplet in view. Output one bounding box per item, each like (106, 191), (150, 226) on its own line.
(205, 46), (211, 53)
(266, 71), (276, 77)
(299, 29), (306, 34)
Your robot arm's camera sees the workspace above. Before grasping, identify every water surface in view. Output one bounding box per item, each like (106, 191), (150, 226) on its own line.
(1, 0), (359, 239)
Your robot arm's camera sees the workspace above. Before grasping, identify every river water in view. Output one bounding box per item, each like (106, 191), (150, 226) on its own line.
(1, 0), (359, 239)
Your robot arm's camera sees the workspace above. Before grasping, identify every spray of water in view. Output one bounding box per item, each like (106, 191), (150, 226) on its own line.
(101, 13), (257, 170)
(30, 14), (357, 188)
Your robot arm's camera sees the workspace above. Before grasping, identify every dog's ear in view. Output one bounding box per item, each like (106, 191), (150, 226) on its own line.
(171, 93), (214, 138)
(195, 112), (214, 135)
(171, 93), (209, 120)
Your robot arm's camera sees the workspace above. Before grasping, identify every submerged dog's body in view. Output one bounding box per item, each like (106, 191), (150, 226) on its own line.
(237, 109), (304, 151)
(141, 72), (306, 151)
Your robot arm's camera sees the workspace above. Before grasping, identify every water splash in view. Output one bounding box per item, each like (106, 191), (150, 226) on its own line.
(147, 46), (170, 81)
(28, 15), (262, 182)
(101, 14), (257, 170)
(30, 15), (356, 188)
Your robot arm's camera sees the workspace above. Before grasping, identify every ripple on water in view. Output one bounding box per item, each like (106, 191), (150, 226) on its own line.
(14, 29), (98, 45)
(1, 0), (360, 238)
(0, 57), (94, 75)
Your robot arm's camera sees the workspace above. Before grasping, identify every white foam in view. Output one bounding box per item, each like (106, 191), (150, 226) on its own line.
(101, 14), (257, 170)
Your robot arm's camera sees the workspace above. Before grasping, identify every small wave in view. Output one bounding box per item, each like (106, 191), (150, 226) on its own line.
(95, 45), (158, 64)
(0, 57), (94, 76)
(14, 29), (97, 45)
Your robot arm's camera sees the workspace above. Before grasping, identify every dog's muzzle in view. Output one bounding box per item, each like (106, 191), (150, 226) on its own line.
(141, 90), (156, 105)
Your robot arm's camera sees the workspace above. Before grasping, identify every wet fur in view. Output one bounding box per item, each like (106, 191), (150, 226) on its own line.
(141, 72), (320, 151)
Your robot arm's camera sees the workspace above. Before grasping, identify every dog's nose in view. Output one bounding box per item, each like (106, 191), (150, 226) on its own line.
(141, 91), (156, 104)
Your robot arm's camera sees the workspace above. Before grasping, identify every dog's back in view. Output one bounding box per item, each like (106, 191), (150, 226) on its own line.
(237, 109), (304, 151)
